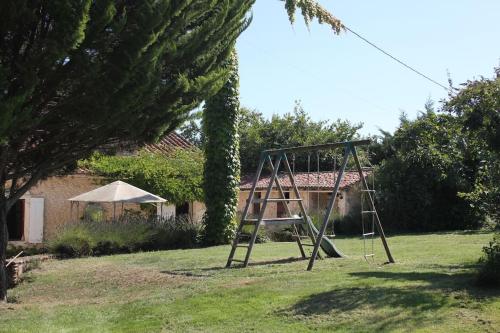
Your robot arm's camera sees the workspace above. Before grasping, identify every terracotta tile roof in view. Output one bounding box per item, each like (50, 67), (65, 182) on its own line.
(143, 132), (194, 155)
(240, 171), (369, 191)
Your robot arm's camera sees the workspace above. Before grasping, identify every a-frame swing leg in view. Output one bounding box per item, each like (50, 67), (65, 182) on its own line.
(351, 146), (395, 263)
(266, 155), (307, 259)
(226, 154), (283, 267)
(307, 147), (351, 271)
(226, 155), (265, 268)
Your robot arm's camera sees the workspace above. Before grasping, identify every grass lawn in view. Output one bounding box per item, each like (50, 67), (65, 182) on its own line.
(1, 232), (499, 333)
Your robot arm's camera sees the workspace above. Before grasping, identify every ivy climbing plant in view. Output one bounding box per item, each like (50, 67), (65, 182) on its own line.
(202, 51), (241, 245)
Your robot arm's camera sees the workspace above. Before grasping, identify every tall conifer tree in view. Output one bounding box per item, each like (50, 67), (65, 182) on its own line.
(0, 0), (254, 302)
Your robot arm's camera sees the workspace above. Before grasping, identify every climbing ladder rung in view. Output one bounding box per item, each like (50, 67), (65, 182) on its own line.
(361, 189), (376, 192)
(363, 232), (375, 237)
(237, 234), (251, 239)
(293, 235), (311, 239)
(236, 244), (249, 248)
(361, 211), (376, 214)
(364, 254), (375, 257)
(231, 259), (245, 263)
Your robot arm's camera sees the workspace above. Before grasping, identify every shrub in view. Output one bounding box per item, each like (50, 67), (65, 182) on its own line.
(477, 234), (500, 287)
(267, 226), (295, 242)
(48, 215), (202, 258)
(240, 225), (269, 244)
(153, 215), (203, 250)
(6, 244), (47, 258)
(307, 212), (362, 236)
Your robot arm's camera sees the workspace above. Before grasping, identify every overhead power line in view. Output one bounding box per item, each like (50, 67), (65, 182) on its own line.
(344, 25), (450, 91)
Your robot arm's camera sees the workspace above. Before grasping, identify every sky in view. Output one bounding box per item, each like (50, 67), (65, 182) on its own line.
(236, 0), (500, 135)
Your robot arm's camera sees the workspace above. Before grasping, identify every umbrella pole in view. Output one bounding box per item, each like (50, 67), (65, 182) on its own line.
(113, 203), (116, 220)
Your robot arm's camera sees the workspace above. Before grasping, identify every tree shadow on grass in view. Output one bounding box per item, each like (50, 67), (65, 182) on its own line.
(204, 256), (304, 271)
(349, 270), (500, 299)
(282, 267), (500, 331)
(160, 257), (305, 277)
(281, 285), (452, 331)
(160, 270), (209, 278)
(289, 285), (447, 315)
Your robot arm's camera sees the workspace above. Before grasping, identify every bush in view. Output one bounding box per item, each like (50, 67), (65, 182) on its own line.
(240, 225), (269, 244)
(307, 212), (363, 237)
(48, 215), (202, 258)
(477, 234), (500, 287)
(6, 244), (47, 258)
(267, 227), (295, 242)
(153, 215), (203, 249)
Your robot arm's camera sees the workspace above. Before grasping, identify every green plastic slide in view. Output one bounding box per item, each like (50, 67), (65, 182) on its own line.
(305, 216), (345, 258)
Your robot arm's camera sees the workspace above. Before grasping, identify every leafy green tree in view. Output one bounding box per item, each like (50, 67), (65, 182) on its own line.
(445, 69), (500, 286)
(375, 103), (482, 232)
(444, 70), (500, 223)
(0, 0), (253, 301)
(80, 149), (204, 205)
(202, 51), (241, 245)
(179, 110), (204, 148)
(239, 102), (363, 173)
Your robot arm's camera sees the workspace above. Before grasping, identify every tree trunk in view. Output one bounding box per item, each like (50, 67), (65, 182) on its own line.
(0, 203), (8, 302)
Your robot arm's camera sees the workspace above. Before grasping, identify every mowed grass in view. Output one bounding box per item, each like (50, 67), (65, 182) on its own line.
(1, 232), (499, 333)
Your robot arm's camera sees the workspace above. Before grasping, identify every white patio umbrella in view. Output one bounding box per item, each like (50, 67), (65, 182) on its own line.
(68, 180), (166, 220)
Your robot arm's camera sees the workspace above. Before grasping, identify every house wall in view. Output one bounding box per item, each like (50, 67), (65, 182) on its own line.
(21, 175), (101, 241)
(337, 183), (362, 216)
(191, 201), (206, 223)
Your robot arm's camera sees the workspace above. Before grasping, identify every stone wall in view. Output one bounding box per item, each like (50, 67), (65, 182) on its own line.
(7, 254), (53, 288)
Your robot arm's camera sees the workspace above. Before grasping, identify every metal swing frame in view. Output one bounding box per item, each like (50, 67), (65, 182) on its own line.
(226, 139), (395, 271)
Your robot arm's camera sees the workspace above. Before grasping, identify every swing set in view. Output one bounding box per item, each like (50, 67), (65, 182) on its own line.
(226, 139), (395, 271)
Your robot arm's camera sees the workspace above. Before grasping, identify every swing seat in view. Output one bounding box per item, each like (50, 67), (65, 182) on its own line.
(243, 217), (305, 226)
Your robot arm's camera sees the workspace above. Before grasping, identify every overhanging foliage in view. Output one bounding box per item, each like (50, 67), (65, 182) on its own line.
(80, 149), (204, 205)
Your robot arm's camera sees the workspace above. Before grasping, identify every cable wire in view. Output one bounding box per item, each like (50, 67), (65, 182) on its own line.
(344, 25), (450, 91)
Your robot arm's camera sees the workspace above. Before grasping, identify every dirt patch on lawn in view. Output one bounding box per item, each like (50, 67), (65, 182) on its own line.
(91, 265), (192, 287)
(9, 261), (199, 307)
